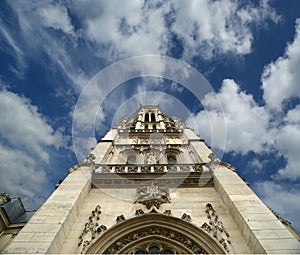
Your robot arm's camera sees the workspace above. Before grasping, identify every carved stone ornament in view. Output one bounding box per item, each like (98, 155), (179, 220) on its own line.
(135, 209), (145, 216)
(204, 153), (220, 171)
(104, 226), (208, 254)
(134, 182), (171, 209)
(171, 116), (187, 129)
(145, 151), (158, 164)
(116, 214), (126, 223)
(181, 213), (192, 222)
(78, 205), (107, 253)
(116, 116), (129, 129)
(85, 153), (95, 164)
(201, 203), (231, 252)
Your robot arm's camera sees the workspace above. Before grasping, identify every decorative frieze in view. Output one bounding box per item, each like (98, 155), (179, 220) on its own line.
(104, 226), (208, 254)
(201, 203), (231, 252)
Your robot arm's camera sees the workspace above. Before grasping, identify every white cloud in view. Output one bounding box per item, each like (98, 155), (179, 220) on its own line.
(37, 4), (75, 35)
(187, 76), (300, 181)
(4, 0), (279, 93)
(172, 0), (279, 60)
(247, 158), (263, 174)
(254, 181), (300, 232)
(85, 0), (170, 60)
(46, 46), (89, 91)
(262, 18), (300, 111)
(187, 79), (273, 155)
(0, 144), (48, 209)
(0, 89), (66, 209)
(184, 13), (300, 181)
(260, 19), (300, 181)
(82, 0), (279, 61)
(5, 1), (89, 91)
(0, 20), (26, 78)
(0, 22), (23, 59)
(272, 105), (300, 180)
(0, 90), (65, 161)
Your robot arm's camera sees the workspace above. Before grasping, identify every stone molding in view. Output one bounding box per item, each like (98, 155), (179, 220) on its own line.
(78, 205), (107, 253)
(201, 203), (231, 252)
(92, 171), (214, 188)
(85, 212), (226, 254)
(94, 163), (205, 174)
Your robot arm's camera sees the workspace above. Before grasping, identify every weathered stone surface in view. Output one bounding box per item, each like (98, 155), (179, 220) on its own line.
(5, 106), (300, 254)
(3, 167), (91, 254)
(214, 165), (300, 253)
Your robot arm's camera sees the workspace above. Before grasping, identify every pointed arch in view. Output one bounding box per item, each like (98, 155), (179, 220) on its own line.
(86, 213), (226, 254)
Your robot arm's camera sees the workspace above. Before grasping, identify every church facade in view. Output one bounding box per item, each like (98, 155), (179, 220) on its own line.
(3, 105), (300, 253)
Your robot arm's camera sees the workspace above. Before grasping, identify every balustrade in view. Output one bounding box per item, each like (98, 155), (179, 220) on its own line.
(93, 163), (206, 174)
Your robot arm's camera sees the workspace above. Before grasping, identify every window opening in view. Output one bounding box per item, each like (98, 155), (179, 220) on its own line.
(167, 155), (177, 164)
(127, 155), (136, 164)
(145, 113), (149, 122)
(134, 245), (175, 254)
(151, 113), (156, 122)
(149, 246), (160, 254)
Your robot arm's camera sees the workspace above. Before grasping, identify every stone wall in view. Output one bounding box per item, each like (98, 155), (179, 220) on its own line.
(3, 167), (91, 254)
(214, 165), (300, 253)
(59, 184), (250, 253)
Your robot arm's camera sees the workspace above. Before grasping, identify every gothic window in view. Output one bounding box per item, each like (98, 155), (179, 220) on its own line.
(133, 242), (176, 254)
(149, 245), (160, 253)
(145, 113), (149, 122)
(153, 124), (156, 130)
(145, 124), (148, 130)
(167, 155), (177, 164)
(151, 113), (156, 122)
(127, 154), (136, 164)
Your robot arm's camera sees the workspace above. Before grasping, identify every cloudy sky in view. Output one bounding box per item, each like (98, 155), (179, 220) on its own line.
(0, 0), (300, 232)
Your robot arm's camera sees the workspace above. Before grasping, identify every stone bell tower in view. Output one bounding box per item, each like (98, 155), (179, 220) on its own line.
(3, 105), (300, 254)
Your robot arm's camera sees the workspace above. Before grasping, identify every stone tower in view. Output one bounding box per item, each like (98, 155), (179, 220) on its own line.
(3, 105), (300, 254)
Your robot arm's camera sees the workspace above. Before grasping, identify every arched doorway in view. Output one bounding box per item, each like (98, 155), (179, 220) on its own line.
(86, 213), (226, 254)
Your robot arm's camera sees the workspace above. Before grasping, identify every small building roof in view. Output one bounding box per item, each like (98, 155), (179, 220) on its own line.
(0, 194), (34, 224)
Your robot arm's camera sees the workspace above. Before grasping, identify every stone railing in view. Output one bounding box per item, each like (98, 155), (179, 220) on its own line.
(120, 128), (182, 133)
(93, 163), (206, 174)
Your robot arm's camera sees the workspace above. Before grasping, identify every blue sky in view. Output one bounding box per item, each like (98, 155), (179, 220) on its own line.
(1, 0), (300, 232)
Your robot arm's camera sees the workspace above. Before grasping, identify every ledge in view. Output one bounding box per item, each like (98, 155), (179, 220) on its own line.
(93, 163), (206, 174)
